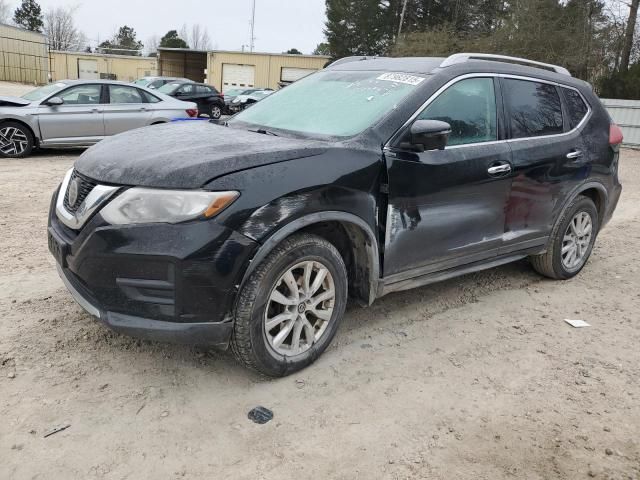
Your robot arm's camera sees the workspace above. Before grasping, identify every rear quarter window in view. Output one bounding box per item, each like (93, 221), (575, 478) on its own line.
(563, 88), (589, 129)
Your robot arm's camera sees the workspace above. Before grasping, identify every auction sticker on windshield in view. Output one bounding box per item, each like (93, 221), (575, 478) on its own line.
(377, 73), (425, 86)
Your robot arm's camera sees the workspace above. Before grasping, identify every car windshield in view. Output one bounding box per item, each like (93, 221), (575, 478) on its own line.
(21, 82), (67, 101)
(133, 79), (151, 87)
(158, 82), (182, 94)
(229, 70), (424, 137)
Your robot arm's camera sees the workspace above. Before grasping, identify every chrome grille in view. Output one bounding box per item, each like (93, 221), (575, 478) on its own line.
(63, 170), (97, 213)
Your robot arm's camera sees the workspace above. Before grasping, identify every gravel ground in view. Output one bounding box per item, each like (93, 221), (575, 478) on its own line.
(1, 81), (639, 479)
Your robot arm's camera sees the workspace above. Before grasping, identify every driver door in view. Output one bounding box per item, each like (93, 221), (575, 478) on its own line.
(384, 76), (513, 278)
(37, 84), (105, 143)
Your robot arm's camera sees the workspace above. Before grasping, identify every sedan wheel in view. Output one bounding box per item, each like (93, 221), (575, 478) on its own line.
(0, 123), (33, 158)
(561, 211), (593, 271)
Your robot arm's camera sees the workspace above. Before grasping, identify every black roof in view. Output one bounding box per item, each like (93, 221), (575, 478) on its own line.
(326, 55), (591, 90)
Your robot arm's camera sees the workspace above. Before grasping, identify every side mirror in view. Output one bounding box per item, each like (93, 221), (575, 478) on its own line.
(46, 96), (63, 106)
(408, 119), (451, 152)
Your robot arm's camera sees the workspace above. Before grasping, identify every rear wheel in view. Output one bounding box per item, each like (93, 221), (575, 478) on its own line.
(0, 122), (34, 158)
(231, 234), (348, 376)
(530, 196), (599, 279)
(209, 104), (222, 119)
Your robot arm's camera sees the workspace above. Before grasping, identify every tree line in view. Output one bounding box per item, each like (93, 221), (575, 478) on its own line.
(321, 0), (640, 99)
(0, 0), (212, 56)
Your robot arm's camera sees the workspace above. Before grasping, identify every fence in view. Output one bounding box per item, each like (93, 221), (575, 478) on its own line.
(601, 98), (640, 148)
(0, 24), (49, 85)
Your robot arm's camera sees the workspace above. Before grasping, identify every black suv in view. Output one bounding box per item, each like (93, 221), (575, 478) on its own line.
(48, 53), (623, 376)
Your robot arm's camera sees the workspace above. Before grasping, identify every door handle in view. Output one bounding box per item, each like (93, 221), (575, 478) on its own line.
(91, 108), (102, 113)
(566, 150), (583, 159)
(487, 163), (512, 175)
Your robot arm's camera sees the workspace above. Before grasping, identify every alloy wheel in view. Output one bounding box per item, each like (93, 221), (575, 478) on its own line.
(264, 260), (335, 357)
(0, 126), (28, 156)
(561, 211), (593, 271)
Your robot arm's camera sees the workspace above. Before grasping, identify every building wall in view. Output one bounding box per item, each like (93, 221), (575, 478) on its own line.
(0, 23), (48, 84)
(49, 51), (157, 82)
(157, 50), (207, 83)
(207, 51), (329, 91)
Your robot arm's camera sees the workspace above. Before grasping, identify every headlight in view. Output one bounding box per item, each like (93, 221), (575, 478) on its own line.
(100, 188), (239, 225)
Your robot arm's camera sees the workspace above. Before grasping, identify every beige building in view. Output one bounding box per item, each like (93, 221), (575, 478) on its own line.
(158, 48), (330, 91)
(0, 23), (48, 84)
(49, 50), (157, 82)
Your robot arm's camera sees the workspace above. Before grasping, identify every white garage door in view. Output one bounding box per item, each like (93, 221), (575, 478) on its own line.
(222, 64), (255, 89)
(78, 59), (99, 79)
(281, 67), (315, 83)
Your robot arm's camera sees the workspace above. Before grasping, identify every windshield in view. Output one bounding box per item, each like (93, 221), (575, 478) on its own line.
(158, 82), (182, 94)
(228, 71), (424, 137)
(133, 78), (151, 87)
(21, 82), (67, 101)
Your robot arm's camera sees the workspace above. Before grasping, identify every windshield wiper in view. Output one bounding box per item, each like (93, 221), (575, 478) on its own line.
(250, 128), (279, 137)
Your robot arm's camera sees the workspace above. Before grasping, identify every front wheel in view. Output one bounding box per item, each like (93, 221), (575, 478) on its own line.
(231, 234), (348, 376)
(0, 122), (34, 158)
(530, 196), (599, 279)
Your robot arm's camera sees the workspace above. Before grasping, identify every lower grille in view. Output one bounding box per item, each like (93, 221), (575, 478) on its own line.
(63, 170), (97, 213)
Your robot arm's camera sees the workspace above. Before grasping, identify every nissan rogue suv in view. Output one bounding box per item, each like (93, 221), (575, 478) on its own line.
(48, 53), (623, 376)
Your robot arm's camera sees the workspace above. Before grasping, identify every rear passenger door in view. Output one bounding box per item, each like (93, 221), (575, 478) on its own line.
(103, 85), (153, 136)
(501, 77), (589, 252)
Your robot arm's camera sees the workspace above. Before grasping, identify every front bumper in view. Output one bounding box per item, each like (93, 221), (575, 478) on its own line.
(49, 190), (258, 347)
(56, 264), (233, 347)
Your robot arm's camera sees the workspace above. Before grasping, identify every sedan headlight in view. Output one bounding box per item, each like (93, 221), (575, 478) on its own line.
(100, 188), (239, 225)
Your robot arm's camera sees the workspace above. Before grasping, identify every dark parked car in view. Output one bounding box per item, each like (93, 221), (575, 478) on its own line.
(49, 53), (622, 376)
(223, 88), (273, 114)
(158, 81), (224, 119)
(228, 89), (274, 113)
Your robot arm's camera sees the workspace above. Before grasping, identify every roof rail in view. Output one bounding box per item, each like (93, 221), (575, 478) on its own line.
(327, 56), (381, 68)
(440, 53), (571, 77)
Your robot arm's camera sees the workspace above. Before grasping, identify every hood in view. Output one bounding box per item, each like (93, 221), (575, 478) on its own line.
(74, 121), (328, 189)
(0, 96), (30, 107)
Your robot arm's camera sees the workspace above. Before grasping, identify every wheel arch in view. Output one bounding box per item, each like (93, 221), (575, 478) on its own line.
(237, 212), (380, 307)
(0, 117), (38, 143)
(547, 181), (608, 251)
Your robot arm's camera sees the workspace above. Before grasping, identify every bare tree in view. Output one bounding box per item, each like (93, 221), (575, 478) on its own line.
(43, 5), (86, 51)
(620, 0), (640, 71)
(145, 34), (159, 56)
(0, 0), (11, 24)
(179, 23), (212, 50)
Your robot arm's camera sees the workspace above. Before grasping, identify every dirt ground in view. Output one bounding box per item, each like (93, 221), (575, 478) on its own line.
(1, 82), (639, 479)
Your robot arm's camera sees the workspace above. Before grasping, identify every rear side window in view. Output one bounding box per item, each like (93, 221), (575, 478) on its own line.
(504, 79), (563, 138)
(563, 88), (589, 129)
(417, 77), (497, 146)
(109, 85), (144, 104)
(141, 90), (160, 103)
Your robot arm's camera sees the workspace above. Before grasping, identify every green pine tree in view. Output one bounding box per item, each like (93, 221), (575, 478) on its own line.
(159, 30), (189, 49)
(13, 0), (43, 32)
(99, 25), (144, 56)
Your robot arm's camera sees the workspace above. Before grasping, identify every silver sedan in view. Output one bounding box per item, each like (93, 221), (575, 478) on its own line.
(0, 79), (198, 158)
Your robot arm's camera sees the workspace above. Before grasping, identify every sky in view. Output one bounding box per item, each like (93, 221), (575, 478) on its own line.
(11, 0), (328, 54)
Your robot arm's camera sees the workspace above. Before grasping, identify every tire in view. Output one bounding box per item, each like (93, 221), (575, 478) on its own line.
(530, 196), (599, 279)
(0, 121), (34, 158)
(231, 233), (348, 377)
(209, 104), (222, 119)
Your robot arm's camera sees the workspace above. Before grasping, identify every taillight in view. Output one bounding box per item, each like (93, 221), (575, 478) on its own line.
(186, 109), (198, 118)
(609, 123), (623, 145)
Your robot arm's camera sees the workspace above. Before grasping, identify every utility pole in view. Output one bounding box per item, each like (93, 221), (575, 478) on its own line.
(249, 0), (256, 52)
(397, 0), (409, 39)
